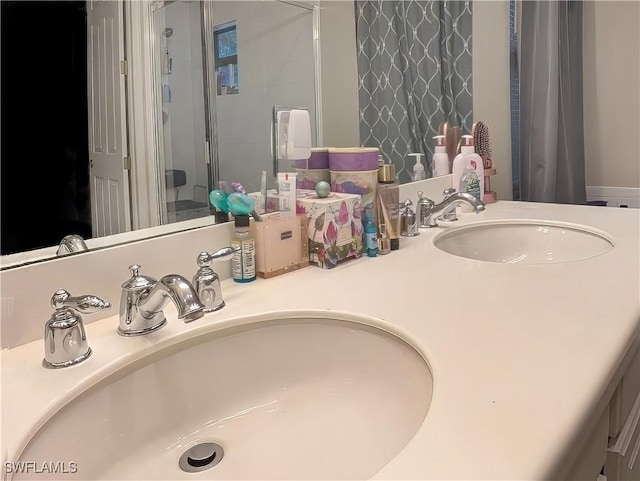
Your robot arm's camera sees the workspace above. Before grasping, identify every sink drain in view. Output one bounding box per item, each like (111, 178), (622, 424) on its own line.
(179, 442), (224, 472)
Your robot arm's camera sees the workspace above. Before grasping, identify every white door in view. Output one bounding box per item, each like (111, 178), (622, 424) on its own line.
(87, 0), (131, 237)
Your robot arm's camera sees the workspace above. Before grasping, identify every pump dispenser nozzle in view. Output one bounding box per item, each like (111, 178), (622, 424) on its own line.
(460, 135), (475, 154)
(433, 135), (446, 146)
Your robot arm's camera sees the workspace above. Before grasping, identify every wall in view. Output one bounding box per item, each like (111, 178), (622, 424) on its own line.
(0, 176), (450, 350)
(213, 2), (316, 194)
(471, 1), (512, 201)
(583, 1), (640, 189)
(163, 2), (207, 202)
(473, 1), (640, 197)
(319, 1), (360, 147)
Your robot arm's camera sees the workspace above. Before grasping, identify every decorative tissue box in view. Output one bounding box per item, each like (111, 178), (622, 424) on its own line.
(295, 190), (363, 269)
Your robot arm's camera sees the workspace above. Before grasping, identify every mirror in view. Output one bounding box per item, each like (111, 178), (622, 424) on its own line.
(0, 0), (324, 268)
(1, 0), (474, 269)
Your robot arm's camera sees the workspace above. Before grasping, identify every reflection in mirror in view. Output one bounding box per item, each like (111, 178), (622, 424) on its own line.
(0, 0), (320, 269)
(1, 0), (473, 270)
(152, 0), (212, 225)
(208, 0), (318, 195)
(354, 0), (472, 183)
(153, 0), (318, 216)
(1, 0), (92, 257)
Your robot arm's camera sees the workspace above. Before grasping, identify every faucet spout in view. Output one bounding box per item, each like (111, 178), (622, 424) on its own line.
(423, 192), (485, 228)
(138, 274), (205, 323)
(118, 265), (205, 337)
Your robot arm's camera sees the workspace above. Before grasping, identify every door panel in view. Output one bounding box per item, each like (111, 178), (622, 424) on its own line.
(88, 0), (130, 237)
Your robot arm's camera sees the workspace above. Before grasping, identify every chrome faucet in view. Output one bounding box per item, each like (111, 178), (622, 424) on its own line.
(56, 234), (88, 256)
(43, 289), (111, 368)
(419, 191), (485, 228)
(118, 264), (205, 336)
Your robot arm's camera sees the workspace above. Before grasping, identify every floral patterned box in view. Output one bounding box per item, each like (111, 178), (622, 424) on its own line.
(295, 190), (363, 269)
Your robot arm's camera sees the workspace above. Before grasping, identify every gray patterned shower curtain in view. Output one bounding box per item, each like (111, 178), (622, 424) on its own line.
(356, 0), (473, 182)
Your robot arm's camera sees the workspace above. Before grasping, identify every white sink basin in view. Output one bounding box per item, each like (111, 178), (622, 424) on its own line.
(15, 316), (433, 480)
(433, 220), (614, 264)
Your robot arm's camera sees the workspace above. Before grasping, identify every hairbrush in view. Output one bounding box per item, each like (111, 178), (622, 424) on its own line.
(472, 121), (492, 169)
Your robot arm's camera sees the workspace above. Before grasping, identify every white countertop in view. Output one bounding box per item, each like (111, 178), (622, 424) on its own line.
(2, 200), (639, 479)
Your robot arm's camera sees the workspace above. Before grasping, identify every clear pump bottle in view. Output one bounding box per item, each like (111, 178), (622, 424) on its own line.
(409, 153), (426, 181)
(432, 135), (450, 177)
(230, 215), (256, 283)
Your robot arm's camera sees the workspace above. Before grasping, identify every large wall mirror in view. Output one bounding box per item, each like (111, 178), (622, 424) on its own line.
(2, 1), (635, 270)
(1, 0), (471, 269)
(1, 0), (327, 269)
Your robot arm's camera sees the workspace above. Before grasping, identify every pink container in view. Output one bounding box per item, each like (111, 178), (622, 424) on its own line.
(328, 147), (379, 171)
(330, 169), (379, 223)
(294, 148), (329, 170)
(295, 168), (330, 190)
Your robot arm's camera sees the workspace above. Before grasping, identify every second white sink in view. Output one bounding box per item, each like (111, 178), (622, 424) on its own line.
(15, 315), (433, 480)
(433, 219), (615, 264)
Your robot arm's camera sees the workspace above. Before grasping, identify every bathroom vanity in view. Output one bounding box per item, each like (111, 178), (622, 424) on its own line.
(1, 197), (639, 480)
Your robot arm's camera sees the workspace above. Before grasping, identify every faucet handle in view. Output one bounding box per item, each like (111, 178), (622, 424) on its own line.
(194, 247), (237, 313)
(443, 187), (456, 198)
(43, 289), (111, 369)
(50, 288), (111, 314)
(196, 246), (238, 268)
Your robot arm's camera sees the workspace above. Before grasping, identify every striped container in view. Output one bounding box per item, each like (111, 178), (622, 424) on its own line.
(329, 147), (380, 223)
(294, 148), (330, 190)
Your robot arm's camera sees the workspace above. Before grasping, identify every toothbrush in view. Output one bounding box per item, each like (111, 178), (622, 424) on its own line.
(260, 170), (267, 214)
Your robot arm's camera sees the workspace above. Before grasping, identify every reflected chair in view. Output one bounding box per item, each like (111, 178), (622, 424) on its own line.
(165, 169), (210, 221)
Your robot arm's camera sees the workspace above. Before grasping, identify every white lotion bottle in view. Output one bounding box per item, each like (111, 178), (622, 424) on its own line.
(451, 135), (484, 207)
(409, 153), (426, 181)
(431, 135), (450, 177)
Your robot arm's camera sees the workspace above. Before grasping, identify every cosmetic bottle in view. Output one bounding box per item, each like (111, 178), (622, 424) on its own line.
(377, 224), (391, 255)
(230, 215), (256, 283)
(452, 135), (484, 203)
(459, 160), (481, 201)
(410, 153), (426, 181)
(432, 135), (450, 177)
(377, 161), (400, 251)
(363, 210), (378, 257)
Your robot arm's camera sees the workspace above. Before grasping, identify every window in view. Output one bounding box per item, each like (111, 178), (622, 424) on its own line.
(214, 21), (238, 95)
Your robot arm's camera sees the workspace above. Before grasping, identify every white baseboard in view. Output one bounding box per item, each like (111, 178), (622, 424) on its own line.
(586, 186), (640, 208)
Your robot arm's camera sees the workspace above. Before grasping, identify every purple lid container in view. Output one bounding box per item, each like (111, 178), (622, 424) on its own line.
(328, 147), (379, 171)
(294, 148), (329, 170)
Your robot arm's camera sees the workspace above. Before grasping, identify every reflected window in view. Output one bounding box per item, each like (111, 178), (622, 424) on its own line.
(214, 21), (238, 95)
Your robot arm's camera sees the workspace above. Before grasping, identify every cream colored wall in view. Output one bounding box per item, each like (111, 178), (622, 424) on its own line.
(583, 1), (640, 188)
(472, 1), (512, 201)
